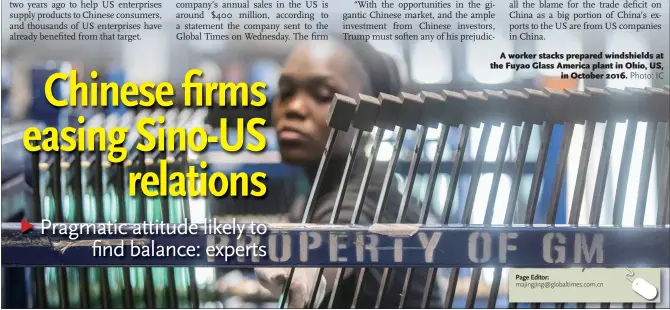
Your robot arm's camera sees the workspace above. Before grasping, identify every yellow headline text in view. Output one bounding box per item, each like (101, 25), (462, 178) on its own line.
(23, 69), (272, 198)
(129, 160), (266, 198)
(44, 69), (267, 108)
(23, 116), (266, 163)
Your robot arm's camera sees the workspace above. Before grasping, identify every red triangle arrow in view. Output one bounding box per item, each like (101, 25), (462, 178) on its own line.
(20, 219), (33, 233)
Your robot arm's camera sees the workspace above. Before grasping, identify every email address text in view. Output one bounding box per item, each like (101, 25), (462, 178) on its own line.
(515, 281), (605, 290)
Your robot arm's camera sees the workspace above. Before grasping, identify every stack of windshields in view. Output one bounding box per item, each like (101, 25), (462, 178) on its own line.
(33, 108), (207, 308)
(3, 120), (42, 222)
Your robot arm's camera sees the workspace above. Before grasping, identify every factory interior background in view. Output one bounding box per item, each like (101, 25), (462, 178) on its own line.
(2, 24), (670, 308)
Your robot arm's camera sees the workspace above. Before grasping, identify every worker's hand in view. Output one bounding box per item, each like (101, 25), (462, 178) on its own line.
(255, 268), (327, 308)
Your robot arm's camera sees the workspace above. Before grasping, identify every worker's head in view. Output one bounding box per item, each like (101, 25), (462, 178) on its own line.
(272, 38), (400, 167)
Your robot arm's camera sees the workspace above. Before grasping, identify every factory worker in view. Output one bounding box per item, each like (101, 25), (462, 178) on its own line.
(255, 38), (442, 308)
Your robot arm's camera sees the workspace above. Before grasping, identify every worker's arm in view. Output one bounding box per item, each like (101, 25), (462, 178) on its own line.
(308, 185), (379, 291)
(255, 186), (376, 307)
(255, 267), (327, 308)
